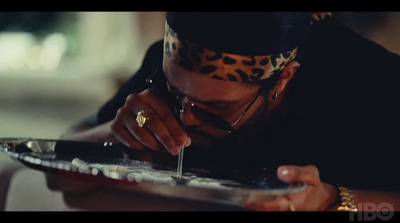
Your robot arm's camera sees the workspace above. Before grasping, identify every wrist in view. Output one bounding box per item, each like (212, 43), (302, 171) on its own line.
(319, 182), (340, 211)
(322, 184), (358, 211)
(336, 185), (358, 211)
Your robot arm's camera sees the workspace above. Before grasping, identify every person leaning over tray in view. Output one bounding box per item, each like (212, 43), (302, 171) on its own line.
(48, 12), (400, 211)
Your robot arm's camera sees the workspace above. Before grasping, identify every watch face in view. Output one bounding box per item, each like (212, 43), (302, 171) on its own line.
(1, 137), (307, 204)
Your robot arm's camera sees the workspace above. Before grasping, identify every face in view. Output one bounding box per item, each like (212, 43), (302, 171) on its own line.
(163, 59), (264, 148)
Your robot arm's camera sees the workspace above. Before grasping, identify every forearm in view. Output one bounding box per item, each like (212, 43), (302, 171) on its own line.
(352, 189), (400, 211)
(328, 189), (400, 211)
(60, 121), (116, 143)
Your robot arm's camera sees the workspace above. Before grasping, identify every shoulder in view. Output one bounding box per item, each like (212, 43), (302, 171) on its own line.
(287, 16), (400, 143)
(96, 40), (164, 124)
(142, 39), (164, 66)
(296, 16), (400, 97)
(301, 16), (400, 73)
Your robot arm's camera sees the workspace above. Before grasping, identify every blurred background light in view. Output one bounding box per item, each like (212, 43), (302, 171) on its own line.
(0, 12), (165, 139)
(0, 32), (68, 72)
(0, 32), (35, 71)
(41, 33), (68, 70)
(0, 12), (399, 140)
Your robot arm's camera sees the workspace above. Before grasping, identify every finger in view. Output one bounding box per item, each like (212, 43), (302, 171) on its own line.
(121, 90), (190, 155)
(121, 115), (164, 151)
(126, 91), (190, 153)
(242, 196), (291, 211)
(111, 119), (147, 150)
(145, 91), (191, 148)
(118, 103), (179, 154)
(143, 111), (184, 155)
(158, 110), (192, 148)
(113, 99), (163, 151)
(277, 165), (320, 185)
(45, 173), (98, 194)
(133, 91), (191, 154)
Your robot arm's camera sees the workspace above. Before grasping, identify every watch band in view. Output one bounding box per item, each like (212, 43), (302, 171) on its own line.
(337, 186), (358, 211)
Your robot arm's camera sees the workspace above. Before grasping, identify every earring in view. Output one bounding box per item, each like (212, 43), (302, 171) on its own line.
(272, 91), (278, 100)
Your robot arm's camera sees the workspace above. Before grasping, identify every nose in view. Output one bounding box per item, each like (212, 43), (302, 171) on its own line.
(179, 97), (202, 127)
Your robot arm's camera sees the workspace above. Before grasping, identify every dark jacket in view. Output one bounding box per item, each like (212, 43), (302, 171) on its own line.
(97, 16), (400, 191)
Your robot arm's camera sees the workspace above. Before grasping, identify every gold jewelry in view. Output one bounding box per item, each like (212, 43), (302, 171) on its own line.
(285, 195), (296, 211)
(289, 200), (296, 211)
(337, 186), (358, 211)
(272, 91), (278, 100)
(136, 108), (153, 128)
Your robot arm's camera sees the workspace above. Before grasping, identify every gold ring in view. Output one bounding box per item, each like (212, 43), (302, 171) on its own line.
(136, 108), (153, 128)
(289, 199), (296, 212)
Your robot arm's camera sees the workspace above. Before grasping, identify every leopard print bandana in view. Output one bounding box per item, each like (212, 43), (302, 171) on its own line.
(164, 22), (297, 82)
(163, 12), (332, 82)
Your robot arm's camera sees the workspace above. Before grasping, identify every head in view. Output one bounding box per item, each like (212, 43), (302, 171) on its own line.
(161, 12), (312, 148)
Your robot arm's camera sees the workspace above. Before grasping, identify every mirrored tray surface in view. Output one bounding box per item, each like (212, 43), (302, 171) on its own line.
(0, 137), (307, 204)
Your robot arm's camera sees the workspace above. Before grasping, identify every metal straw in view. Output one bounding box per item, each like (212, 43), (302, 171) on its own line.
(176, 146), (184, 179)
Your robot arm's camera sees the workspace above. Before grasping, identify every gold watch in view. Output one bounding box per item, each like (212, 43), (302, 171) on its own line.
(337, 186), (358, 211)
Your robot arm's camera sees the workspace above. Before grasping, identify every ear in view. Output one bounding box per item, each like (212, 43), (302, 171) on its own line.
(273, 61), (300, 94)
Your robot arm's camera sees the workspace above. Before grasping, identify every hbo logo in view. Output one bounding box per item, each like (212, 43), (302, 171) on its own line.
(349, 202), (394, 221)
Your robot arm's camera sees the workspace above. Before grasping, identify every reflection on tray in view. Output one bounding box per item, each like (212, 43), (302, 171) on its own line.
(0, 137), (307, 203)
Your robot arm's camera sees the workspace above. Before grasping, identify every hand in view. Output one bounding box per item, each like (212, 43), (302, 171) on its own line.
(110, 88), (191, 155)
(45, 173), (99, 194)
(242, 165), (338, 211)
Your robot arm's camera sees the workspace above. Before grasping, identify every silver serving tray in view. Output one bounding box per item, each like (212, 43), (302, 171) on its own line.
(0, 137), (307, 204)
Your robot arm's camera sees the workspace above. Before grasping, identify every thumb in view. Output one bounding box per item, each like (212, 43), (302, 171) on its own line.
(277, 165), (320, 186)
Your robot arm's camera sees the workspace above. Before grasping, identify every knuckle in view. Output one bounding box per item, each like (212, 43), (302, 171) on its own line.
(110, 122), (116, 131)
(306, 164), (319, 176)
(137, 89), (154, 100)
(115, 107), (123, 117)
(158, 134), (172, 145)
(110, 118), (120, 131)
(110, 121), (119, 132)
(158, 134), (175, 149)
(303, 164), (320, 184)
(169, 125), (184, 136)
(125, 93), (142, 107)
(126, 93), (138, 102)
(115, 106), (129, 118)
(140, 88), (154, 96)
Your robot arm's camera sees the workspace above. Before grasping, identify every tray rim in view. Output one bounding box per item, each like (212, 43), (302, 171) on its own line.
(0, 137), (307, 204)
